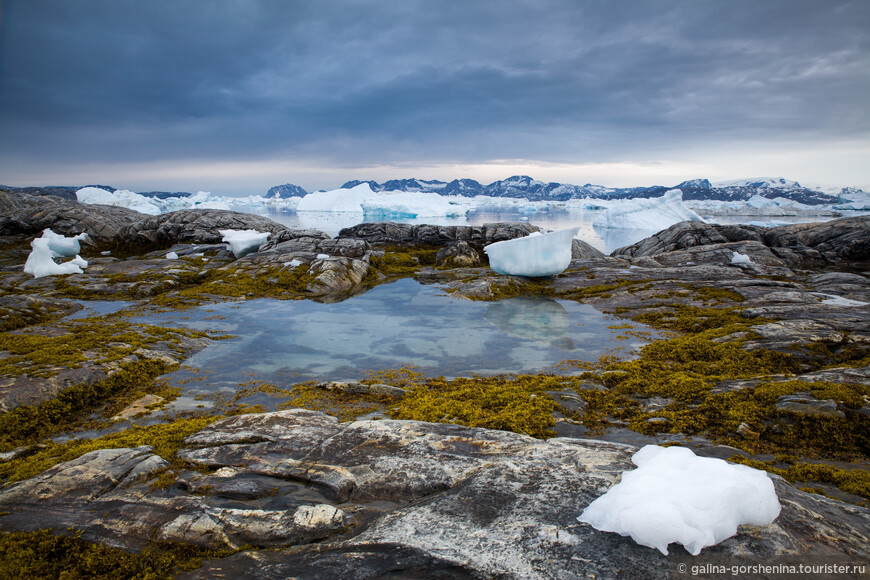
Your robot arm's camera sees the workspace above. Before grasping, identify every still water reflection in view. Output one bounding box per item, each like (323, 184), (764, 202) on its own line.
(137, 279), (657, 395)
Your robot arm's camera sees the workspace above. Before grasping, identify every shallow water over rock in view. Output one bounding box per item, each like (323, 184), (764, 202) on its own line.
(134, 278), (656, 391)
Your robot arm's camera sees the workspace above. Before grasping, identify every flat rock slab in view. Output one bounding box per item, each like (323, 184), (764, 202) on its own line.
(1, 410), (867, 579)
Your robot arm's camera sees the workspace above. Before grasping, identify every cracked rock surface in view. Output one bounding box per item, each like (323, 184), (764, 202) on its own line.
(1, 410), (867, 579)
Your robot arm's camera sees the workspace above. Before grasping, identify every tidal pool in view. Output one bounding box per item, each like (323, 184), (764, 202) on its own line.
(133, 278), (657, 397)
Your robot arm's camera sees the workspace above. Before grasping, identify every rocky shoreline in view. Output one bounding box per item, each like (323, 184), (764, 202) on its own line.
(0, 189), (868, 578)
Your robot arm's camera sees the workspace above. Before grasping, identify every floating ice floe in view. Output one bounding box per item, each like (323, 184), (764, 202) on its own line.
(730, 251), (753, 265)
(484, 228), (577, 277)
(219, 229), (270, 258)
(23, 230), (90, 278)
(593, 190), (704, 230)
(577, 445), (781, 555)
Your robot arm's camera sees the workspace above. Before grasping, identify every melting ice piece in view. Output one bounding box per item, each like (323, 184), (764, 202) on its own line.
(592, 189), (704, 230)
(40, 228), (89, 257)
(484, 228), (577, 277)
(219, 229), (270, 258)
(577, 445), (781, 555)
(165, 252), (179, 260)
(23, 237), (88, 278)
(731, 251), (753, 265)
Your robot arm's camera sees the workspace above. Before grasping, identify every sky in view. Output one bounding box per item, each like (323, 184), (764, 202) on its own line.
(1, 0), (868, 195)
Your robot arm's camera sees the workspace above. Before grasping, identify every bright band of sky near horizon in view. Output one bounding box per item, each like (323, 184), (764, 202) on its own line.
(1, 0), (868, 195)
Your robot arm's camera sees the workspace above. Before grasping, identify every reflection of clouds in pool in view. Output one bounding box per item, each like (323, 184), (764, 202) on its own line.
(133, 279), (659, 388)
(484, 298), (573, 349)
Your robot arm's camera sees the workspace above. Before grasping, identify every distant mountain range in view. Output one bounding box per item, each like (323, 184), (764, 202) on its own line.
(328, 176), (846, 206)
(3, 176), (864, 206)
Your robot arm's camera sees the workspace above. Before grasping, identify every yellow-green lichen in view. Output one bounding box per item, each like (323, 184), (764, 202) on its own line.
(0, 528), (234, 580)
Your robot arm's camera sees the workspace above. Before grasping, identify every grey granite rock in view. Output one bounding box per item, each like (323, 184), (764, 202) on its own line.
(612, 217), (870, 268)
(571, 239), (606, 260)
(119, 209), (290, 250)
(436, 240), (481, 267)
(3, 410), (865, 579)
(337, 222), (541, 248)
(775, 394), (846, 419)
(0, 190), (144, 243)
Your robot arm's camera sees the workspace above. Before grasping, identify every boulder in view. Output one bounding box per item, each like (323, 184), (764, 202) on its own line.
(571, 239), (606, 260)
(436, 241), (481, 267)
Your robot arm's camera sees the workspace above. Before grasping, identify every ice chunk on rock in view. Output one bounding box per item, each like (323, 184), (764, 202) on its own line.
(730, 251), (753, 265)
(593, 189), (705, 230)
(577, 445), (780, 555)
(165, 252), (179, 260)
(23, 237), (88, 278)
(219, 229), (270, 258)
(484, 228), (577, 277)
(40, 229), (89, 257)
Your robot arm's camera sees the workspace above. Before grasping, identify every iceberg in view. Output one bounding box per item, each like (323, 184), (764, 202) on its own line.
(360, 190), (467, 218)
(577, 445), (781, 555)
(296, 183), (471, 217)
(484, 228), (577, 277)
(76, 187), (162, 215)
(593, 189), (704, 230)
(296, 183), (376, 213)
(219, 229), (270, 257)
(23, 232), (90, 278)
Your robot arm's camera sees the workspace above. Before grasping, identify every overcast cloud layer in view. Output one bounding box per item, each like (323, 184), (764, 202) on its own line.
(1, 0), (868, 194)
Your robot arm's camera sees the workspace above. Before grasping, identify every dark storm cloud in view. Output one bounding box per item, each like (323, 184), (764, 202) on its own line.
(1, 0), (868, 171)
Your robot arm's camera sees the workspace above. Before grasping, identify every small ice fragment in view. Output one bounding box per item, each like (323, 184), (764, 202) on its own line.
(23, 238), (87, 278)
(101, 250), (112, 255)
(731, 251), (753, 265)
(577, 445), (781, 556)
(219, 229), (270, 258)
(316, 253), (330, 260)
(40, 229), (89, 257)
(284, 259), (303, 268)
(165, 252), (179, 260)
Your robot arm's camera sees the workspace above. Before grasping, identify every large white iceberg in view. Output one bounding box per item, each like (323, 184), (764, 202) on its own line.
(577, 445), (781, 556)
(23, 230), (90, 278)
(296, 184), (377, 213)
(593, 189), (704, 230)
(76, 187), (162, 215)
(296, 183), (470, 218)
(219, 229), (270, 257)
(484, 228), (577, 277)
(360, 190), (467, 218)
